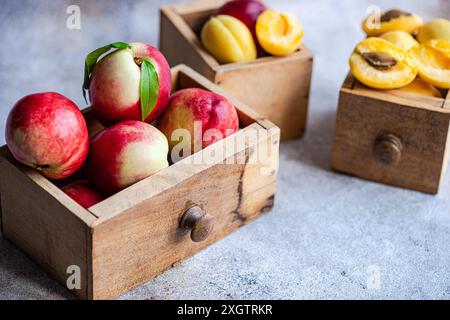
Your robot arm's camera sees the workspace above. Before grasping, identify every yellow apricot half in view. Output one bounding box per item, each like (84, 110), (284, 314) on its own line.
(362, 9), (423, 36)
(350, 37), (417, 89)
(201, 15), (257, 64)
(411, 39), (450, 89)
(417, 19), (450, 43)
(380, 31), (419, 51)
(256, 9), (304, 57)
(397, 77), (442, 98)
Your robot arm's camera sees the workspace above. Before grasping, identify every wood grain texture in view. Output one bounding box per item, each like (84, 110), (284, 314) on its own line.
(332, 75), (450, 193)
(444, 89), (450, 110)
(215, 47), (313, 140)
(0, 146), (97, 299)
(0, 188), (3, 235)
(172, 0), (228, 15)
(90, 126), (278, 299)
(159, 5), (217, 80)
(159, 0), (313, 141)
(349, 75), (446, 111)
(85, 65), (279, 299)
(0, 64), (279, 299)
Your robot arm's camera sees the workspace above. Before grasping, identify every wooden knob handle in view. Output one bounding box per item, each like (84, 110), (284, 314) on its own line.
(373, 133), (402, 165)
(180, 206), (214, 242)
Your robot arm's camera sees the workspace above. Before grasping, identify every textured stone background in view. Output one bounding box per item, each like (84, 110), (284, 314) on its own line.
(1, 0), (450, 300)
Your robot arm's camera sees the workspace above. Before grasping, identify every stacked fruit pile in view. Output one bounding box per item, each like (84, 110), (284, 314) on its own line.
(200, 0), (304, 64)
(350, 9), (450, 95)
(5, 42), (239, 208)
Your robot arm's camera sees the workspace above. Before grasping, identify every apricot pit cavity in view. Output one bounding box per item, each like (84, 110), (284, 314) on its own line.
(380, 9), (412, 23)
(362, 52), (398, 70)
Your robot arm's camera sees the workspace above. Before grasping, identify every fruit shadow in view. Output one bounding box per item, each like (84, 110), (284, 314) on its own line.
(0, 236), (75, 300)
(281, 110), (337, 171)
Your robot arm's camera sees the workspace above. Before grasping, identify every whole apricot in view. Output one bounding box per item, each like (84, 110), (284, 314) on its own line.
(362, 9), (423, 36)
(256, 9), (304, 57)
(201, 15), (257, 64)
(417, 19), (450, 43)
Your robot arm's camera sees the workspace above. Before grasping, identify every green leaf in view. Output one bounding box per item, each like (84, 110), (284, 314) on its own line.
(140, 58), (159, 121)
(82, 42), (130, 104)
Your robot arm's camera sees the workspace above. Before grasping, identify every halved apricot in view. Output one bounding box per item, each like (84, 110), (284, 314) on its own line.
(362, 9), (423, 36)
(397, 77), (442, 98)
(380, 31), (419, 51)
(417, 19), (450, 43)
(411, 39), (450, 89)
(256, 9), (304, 57)
(201, 15), (257, 64)
(350, 38), (417, 89)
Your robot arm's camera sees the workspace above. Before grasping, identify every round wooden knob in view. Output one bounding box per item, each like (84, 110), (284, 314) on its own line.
(180, 206), (214, 242)
(373, 133), (403, 165)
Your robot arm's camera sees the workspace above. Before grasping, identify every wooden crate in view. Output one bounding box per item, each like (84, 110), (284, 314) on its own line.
(159, 0), (314, 141)
(0, 65), (280, 299)
(332, 73), (450, 194)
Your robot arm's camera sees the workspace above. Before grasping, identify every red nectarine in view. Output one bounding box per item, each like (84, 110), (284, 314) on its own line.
(86, 120), (169, 193)
(84, 42), (172, 125)
(6, 92), (89, 180)
(157, 88), (239, 159)
(61, 180), (106, 209)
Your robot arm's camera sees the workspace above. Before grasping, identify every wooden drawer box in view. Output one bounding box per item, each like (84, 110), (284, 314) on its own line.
(0, 65), (280, 299)
(331, 73), (450, 194)
(159, 0), (313, 141)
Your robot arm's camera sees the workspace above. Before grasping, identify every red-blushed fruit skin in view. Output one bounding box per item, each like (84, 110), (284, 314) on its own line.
(157, 88), (239, 152)
(5, 92), (89, 180)
(217, 0), (267, 56)
(61, 180), (106, 209)
(85, 120), (169, 194)
(89, 43), (172, 126)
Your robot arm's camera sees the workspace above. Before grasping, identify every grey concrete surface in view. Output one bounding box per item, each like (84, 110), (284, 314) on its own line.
(1, 0), (450, 300)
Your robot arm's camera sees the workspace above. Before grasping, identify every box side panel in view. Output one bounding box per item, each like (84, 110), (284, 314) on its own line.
(331, 91), (449, 193)
(0, 191), (3, 235)
(160, 7), (215, 80)
(215, 50), (313, 140)
(172, 0), (228, 15)
(0, 156), (91, 299)
(90, 127), (279, 299)
(439, 121), (450, 184)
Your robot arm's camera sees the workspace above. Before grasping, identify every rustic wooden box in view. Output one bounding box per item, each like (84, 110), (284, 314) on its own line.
(159, 0), (314, 141)
(0, 65), (280, 299)
(332, 73), (450, 194)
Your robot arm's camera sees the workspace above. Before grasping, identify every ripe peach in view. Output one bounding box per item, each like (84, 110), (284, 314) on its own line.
(256, 9), (304, 57)
(5, 92), (89, 180)
(85, 120), (169, 194)
(61, 180), (106, 209)
(201, 15), (257, 64)
(156, 88), (239, 158)
(87, 42), (172, 125)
